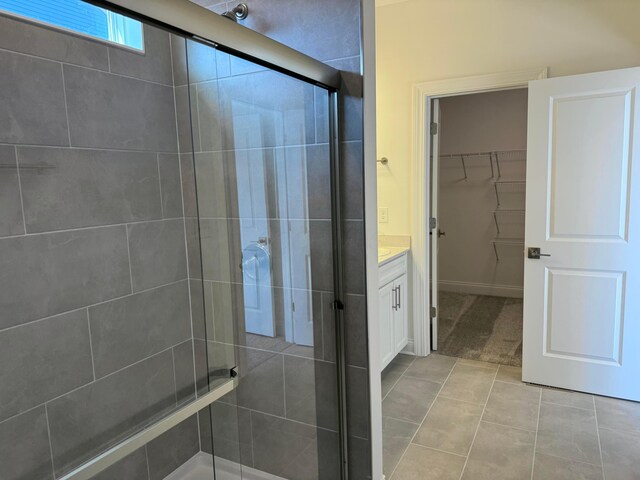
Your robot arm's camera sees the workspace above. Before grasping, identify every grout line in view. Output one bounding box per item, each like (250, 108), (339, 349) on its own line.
(534, 450), (604, 469)
(157, 153), (164, 218)
(381, 356), (416, 402)
(59, 63), (72, 147)
(86, 309), (97, 381)
(124, 224), (134, 294)
(407, 443), (467, 459)
(387, 360), (457, 479)
(44, 404), (56, 479)
(171, 346), (179, 406)
(435, 394), (485, 407)
(144, 444), (151, 480)
(481, 419), (537, 434)
(14, 145), (27, 235)
(282, 355), (287, 419)
(539, 399), (596, 412)
(593, 395), (606, 480)
(457, 364), (500, 480)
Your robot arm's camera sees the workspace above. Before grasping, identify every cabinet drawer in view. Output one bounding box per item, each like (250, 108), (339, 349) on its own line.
(379, 253), (407, 287)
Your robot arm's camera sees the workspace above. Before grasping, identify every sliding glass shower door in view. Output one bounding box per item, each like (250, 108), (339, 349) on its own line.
(184, 38), (344, 479)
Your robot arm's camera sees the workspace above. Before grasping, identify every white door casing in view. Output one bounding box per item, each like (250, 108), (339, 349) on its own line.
(430, 99), (440, 350)
(523, 67), (640, 401)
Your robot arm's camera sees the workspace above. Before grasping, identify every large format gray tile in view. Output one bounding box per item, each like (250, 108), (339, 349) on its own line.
(108, 24), (173, 85)
(483, 381), (540, 431)
(536, 402), (601, 465)
(237, 0), (360, 62)
(175, 85), (199, 153)
(343, 220), (365, 294)
(595, 396), (640, 434)
(47, 350), (176, 476)
(392, 444), (466, 480)
(0, 407), (53, 480)
(196, 80), (223, 152)
(158, 153), (184, 219)
(404, 354), (457, 383)
(0, 225), (131, 329)
(346, 365), (371, 439)
(172, 340), (196, 406)
(127, 219), (188, 291)
(532, 453), (603, 480)
(92, 448), (149, 480)
(382, 376), (440, 424)
(495, 365), (522, 385)
(235, 347), (285, 416)
(0, 13), (109, 69)
(413, 397), (483, 456)
(344, 294), (368, 368)
(89, 280), (191, 378)
(206, 402), (253, 465)
(0, 145), (24, 237)
(18, 147), (161, 232)
(64, 64), (178, 152)
(284, 355), (338, 430)
(198, 218), (240, 284)
(0, 309), (93, 422)
(250, 411), (318, 479)
(462, 422), (536, 480)
(382, 417), (418, 478)
(439, 363), (496, 405)
(146, 414), (200, 480)
(172, 36), (218, 86)
(0, 49), (68, 146)
(542, 388), (594, 411)
(599, 427), (640, 480)
(342, 141), (364, 220)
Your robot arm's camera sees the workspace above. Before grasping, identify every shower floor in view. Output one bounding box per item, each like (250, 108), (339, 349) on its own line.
(164, 452), (285, 480)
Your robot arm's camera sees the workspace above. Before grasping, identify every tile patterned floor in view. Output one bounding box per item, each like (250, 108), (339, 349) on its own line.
(382, 354), (640, 480)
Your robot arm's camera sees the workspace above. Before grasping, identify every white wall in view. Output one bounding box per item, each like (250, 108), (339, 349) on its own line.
(376, 0), (640, 236)
(438, 89), (527, 297)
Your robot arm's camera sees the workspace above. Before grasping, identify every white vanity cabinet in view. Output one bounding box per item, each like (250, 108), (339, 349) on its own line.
(379, 253), (408, 370)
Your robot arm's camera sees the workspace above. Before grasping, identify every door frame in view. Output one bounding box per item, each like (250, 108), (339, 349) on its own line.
(410, 67), (548, 356)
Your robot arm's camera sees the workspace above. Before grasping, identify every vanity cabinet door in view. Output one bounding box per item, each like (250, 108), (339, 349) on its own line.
(379, 281), (395, 369)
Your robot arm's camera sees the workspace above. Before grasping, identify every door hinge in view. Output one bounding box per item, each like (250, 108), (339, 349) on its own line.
(429, 217), (437, 229)
(430, 122), (438, 135)
(430, 306), (437, 318)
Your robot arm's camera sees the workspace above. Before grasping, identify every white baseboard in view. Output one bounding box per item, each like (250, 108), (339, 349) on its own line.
(401, 339), (415, 355)
(439, 280), (523, 299)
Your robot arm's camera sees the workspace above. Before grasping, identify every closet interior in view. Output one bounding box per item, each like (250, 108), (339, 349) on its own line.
(435, 88), (528, 366)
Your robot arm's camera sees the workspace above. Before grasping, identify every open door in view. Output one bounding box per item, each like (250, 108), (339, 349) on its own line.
(523, 67), (640, 401)
(430, 99), (440, 350)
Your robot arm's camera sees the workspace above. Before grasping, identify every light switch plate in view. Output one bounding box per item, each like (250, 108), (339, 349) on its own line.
(379, 207), (389, 223)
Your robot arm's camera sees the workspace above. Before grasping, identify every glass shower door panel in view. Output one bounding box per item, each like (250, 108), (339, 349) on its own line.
(187, 39), (342, 480)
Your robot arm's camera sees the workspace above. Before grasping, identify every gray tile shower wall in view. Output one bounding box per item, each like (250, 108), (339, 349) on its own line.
(0, 16), (201, 480)
(187, 0), (369, 477)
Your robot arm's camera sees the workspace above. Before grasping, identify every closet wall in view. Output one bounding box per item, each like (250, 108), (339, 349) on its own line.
(438, 89), (528, 297)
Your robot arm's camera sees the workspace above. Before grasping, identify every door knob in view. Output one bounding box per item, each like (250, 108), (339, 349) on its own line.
(528, 247), (551, 259)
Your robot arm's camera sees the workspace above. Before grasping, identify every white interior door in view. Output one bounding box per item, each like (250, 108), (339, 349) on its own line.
(430, 99), (440, 350)
(523, 67), (640, 401)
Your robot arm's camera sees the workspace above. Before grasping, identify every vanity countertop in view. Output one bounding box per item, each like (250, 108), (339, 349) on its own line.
(378, 246), (409, 266)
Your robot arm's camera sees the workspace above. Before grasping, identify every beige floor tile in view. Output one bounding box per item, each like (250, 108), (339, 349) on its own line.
(542, 388), (594, 410)
(483, 381), (540, 431)
(599, 427), (640, 480)
(382, 376), (440, 423)
(403, 354), (456, 383)
(439, 364), (495, 405)
(495, 365), (523, 385)
(456, 358), (499, 371)
(536, 402), (601, 465)
(595, 396), (640, 434)
(532, 453), (603, 480)
(391, 444), (466, 480)
(413, 397), (483, 455)
(383, 416), (419, 478)
(461, 421), (535, 480)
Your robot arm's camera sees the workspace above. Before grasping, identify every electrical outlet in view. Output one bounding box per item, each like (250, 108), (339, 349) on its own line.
(379, 207), (389, 223)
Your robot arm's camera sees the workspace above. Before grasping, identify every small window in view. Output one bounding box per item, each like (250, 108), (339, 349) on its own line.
(0, 0), (144, 51)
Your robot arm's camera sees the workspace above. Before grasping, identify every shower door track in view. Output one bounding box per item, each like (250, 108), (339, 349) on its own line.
(60, 378), (238, 480)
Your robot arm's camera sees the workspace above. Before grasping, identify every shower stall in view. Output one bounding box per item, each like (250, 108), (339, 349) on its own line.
(0, 0), (359, 478)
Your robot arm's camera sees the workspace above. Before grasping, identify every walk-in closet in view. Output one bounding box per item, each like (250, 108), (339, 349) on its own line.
(435, 88), (528, 366)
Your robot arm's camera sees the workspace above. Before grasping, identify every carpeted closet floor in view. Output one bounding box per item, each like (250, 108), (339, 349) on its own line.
(436, 291), (523, 367)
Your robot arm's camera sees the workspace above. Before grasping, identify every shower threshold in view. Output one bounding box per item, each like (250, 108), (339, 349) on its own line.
(164, 452), (285, 480)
